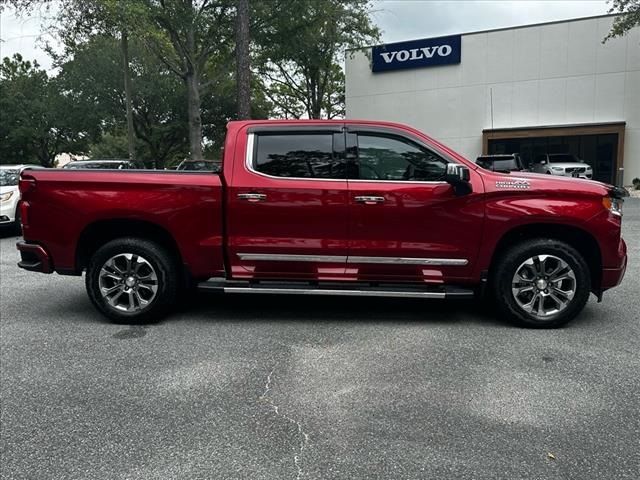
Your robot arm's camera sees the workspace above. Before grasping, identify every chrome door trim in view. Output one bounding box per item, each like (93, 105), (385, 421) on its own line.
(224, 287), (446, 299)
(347, 256), (468, 266)
(237, 253), (468, 266)
(237, 253), (347, 263)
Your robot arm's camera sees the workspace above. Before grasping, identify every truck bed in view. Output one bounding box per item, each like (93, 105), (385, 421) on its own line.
(19, 169), (225, 279)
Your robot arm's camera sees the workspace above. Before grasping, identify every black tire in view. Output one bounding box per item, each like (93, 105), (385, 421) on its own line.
(85, 237), (178, 324)
(492, 238), (591, 328)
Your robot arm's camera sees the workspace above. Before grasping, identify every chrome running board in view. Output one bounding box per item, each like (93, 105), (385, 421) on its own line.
(197, 279), (474, 300)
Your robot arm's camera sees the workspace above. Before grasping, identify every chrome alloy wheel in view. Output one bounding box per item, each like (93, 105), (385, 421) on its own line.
(511, 254), (576, 318)
(98, 253), (158, 312)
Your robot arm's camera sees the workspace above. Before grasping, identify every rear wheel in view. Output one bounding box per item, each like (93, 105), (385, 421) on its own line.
(493, 239), (591, 328)
(85, 238), (178, 323)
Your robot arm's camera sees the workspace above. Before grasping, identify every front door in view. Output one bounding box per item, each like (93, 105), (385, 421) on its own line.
(226, 124), (349, 281)
(345, 126), (484, 284)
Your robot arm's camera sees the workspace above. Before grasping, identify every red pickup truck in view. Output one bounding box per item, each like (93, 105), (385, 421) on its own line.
(17, 120), (628, 328)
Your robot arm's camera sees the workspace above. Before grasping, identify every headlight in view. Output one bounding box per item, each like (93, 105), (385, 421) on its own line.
(0, 191), (14, 203)
(603, 197), (623, 217)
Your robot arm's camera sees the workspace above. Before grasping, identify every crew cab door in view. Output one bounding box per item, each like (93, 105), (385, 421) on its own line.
(345, 125), (484, 283)
(226, 124), (349, 280)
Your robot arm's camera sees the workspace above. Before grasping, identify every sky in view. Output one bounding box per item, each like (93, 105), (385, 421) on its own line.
(0, 0), (611, 72)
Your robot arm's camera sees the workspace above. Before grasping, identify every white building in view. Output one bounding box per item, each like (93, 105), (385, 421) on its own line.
(346, 14), (640, 185)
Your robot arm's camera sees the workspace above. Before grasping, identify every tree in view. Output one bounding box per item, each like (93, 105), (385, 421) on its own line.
(235, 0), (251, 119)
(255, 0), (379, 119)
(0, 54), (98, 166)
(604, 0), (640, 41)
(133, 0), (235, 160)
(4, 0), (142, 160)
(58, 35), (190, 168)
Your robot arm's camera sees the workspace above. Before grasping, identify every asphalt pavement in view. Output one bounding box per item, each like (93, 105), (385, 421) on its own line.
(1, 200), (639, 480)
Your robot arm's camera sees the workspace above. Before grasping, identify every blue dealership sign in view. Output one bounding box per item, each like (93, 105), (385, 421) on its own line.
(371, 35), (461, 73)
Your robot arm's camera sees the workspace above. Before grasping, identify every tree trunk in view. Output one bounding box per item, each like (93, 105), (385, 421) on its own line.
(186, 69), (204, 160)
(121, 31), (136, 162)
(235, 0), (251, 119)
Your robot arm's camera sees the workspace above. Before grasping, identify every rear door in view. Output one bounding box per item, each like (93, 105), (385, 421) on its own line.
(345, 125), (484, 283)
(226, 124), (349, 280)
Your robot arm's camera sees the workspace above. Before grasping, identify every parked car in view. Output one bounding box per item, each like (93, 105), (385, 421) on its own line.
(176, 160), (220, 171)
(64, 160), (144, 170)
(531, 154), (593, 179)
(1, 164), (36, 229)
(17, 120), (628, 328)
(475, 154), (526, 173)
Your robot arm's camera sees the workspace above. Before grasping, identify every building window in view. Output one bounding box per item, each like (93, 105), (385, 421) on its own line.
(488, 133), (620, 184)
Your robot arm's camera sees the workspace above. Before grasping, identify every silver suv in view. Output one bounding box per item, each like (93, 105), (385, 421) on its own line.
(531, 154), (593, 179)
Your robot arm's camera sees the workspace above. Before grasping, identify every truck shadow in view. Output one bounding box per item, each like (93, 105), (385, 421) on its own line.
(179, 291), (507, 328)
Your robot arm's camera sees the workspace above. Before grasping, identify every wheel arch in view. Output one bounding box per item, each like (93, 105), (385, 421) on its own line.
(76, 219), (184, 276)
(489, 223), (602, 292)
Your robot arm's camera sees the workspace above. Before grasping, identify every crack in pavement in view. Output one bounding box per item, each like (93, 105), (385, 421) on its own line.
(259, 368), (311, 480)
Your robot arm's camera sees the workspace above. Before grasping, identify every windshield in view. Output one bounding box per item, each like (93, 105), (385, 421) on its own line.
(0, 169), (20, 186)
(549, 154), (582, 163)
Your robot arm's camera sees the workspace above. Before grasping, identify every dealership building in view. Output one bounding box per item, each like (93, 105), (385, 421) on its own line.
(346, 14), (640, 185)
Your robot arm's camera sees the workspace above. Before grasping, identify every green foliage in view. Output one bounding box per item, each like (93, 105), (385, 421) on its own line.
(604, 0), (640, 41)
(3, 0), (381, 165)
(0, 54), (99, 167)
(88, 133), (132, 160)
(254, 0), (379, 119)
(56, 35), (190, 169)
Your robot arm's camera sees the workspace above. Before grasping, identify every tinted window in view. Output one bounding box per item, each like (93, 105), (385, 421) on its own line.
(254, 134), (343, 179)
(357, 134), (448, 181)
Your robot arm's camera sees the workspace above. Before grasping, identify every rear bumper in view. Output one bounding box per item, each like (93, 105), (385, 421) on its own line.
(601, 238), (627, 290)
(16, 241), (53, 273)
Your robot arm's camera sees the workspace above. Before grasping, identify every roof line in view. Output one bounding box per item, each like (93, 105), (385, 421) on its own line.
(346, 13), (619, 52)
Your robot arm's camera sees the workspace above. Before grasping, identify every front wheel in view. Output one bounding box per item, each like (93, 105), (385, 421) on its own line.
(493, 239), (591, 328)
(85, 238), (178, 323)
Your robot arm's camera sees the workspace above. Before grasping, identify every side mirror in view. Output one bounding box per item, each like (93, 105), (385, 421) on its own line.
(445, 164), (472, 195)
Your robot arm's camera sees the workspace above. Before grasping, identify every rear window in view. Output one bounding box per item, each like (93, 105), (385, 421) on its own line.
(254, 133), (343, 179)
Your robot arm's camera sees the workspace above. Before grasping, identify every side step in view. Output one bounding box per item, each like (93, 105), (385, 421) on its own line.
(197, 279), (474, 300)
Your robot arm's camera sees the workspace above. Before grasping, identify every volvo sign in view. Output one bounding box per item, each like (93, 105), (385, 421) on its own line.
(371, 35), (461, 73)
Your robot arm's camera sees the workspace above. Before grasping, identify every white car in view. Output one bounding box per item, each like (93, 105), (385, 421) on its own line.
(530, 154), (593, 179)
(0, 165), (33, 229)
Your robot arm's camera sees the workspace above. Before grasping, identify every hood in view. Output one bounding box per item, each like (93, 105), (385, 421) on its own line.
(546, 162), (591, 169)
(487, 170), (626, 198)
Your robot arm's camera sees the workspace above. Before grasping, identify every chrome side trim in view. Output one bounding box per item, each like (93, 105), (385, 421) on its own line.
(237, 253), (468, 266)
(347, 256), (468, 266)
(223, 287), (446, 299)
(237, 253), (347, 263)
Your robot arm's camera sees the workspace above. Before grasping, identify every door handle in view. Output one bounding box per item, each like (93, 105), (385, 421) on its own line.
(237, 193), (267, 202)
(354, 195), (385, 204)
